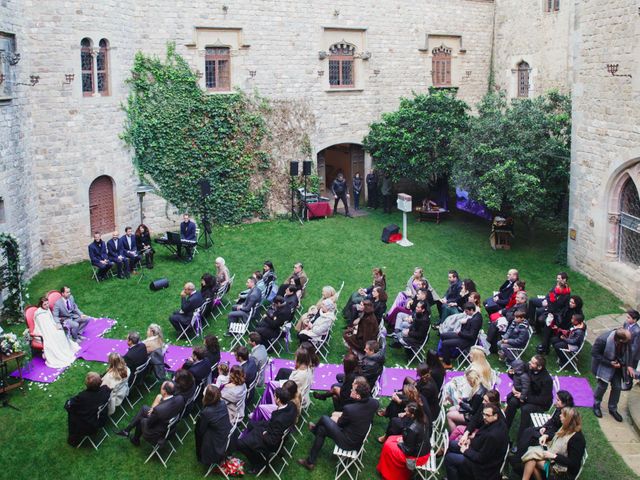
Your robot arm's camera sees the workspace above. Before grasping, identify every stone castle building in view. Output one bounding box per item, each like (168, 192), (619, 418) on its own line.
(0, 1), (638, 306)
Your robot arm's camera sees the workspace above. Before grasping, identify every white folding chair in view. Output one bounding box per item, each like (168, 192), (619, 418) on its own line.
(255, 428), (292, 479)
(229, 320), (250, 351)
(333, 424), (372, 480)
(503, 326), (534, 367)
(415, 428), (448, 480)
(455, 346), (473, 370)
(265, 322), (292, 356)
(125, 357), (152, 409)
(177, 300), (210, 345)
(76, 400), (110, 450)
(575, 449), (588, 479)
(405, 330), (430, 366)
(213, 275), (235, 318)
(144, 415), (180, 468)
(557, 339), (585, 375)
(204, 417), (241, 478)
(334, 281), (346, 302)
(176, 384), (202, 444)
(531, 408), (554, 429)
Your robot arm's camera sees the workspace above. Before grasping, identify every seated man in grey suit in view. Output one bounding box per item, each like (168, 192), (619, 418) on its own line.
(169, 282), (204, 333)
(227, 277), (262, 329)
(53, 285), (90, 340)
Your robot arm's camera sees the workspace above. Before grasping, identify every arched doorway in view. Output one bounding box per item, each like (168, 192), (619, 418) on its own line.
(89, 175), (116, 234)
(316, 143), (365, 202)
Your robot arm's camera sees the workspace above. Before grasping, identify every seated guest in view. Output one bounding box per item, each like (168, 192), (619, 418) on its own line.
(221, 365), (247, 424)
(283, 285), (300, 313)
(176, 213), (196, 261)
(227, 277), (262, 328)
(488, 280), (526, 323)
(444, 403), (509, 480)
(395, 301), (430, 357)
(528, 272), (571, 333)
(436, 270), (463, 318)
(505, 355), (553, 439)
(235, 346), (258, 402)
(298, 380), (379, 471)
(143, 323), (166, 381)
(168, 282), (204, 333)
(387, 267), (427, 321)
(497, 310), (531, 365)
(377, 381), (422, 443)
(416, 363), (440, 420)
(262, 260), (277, 291)
(440, 292), (481, 334)
(182, 346), (212, 385)
(120, 226), (141, 272)
(487, 291), (528, 353)
(342, 267), (387, 321)
(298, 299), (336, 343)
(251, 380), (301, 424)
(425, 350), (446, 391)
(172, 368), (196, 403)
(88, 232), (113, 281)
(237, 387), (298, 474)
(106, 230), (130, 279)
(484, 268), (519, 315)
(348, 285), (387, 325)
(443, 347), (496, 406)
(377, 401), (431, 480)
(392, 288), (430, 334)
(33, 296), (80, 369)
(343, 299), (380, 355)
(101, 352), (130, 415)
(65, 372), (111, 446)
(538, 295), (583, 354)
(312, 352), (360, 411)
(214, 362), (230, 387)
(439, 278), (477, 322)
(200, 273), (218, 302)
(134, 223), (154, 268)
(196, 385), (232, 467)
(214, 257), (231, 292)
(276, 262), (308, 298)
(255, 296), (293, 345)
(520, 407), (586, 480)
(360, 340), (385, 388)
(53, 285), (90, 341)
(450, 389), (501, 442)
(271, 346), (315, 410)
(116, 380), (185, 445)
(446, 370), (487, 432)
(438, 302), (483, 369)
(249, 332), (268, 387)
(123, 332), (148, 382)
(204, 334), (221, 368)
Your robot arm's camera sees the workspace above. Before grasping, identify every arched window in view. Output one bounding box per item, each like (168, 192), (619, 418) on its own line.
(205, 47), (231, 91)
(517, 61), (530, 97)
(432, 45), (452, 88)
(97, 39), (110, 95)
(329, 42), (355, 88)
(81, 38), (94, 96)
(619, 178), (640, 266)
(89, 176), (116, 234)
(546, 0), (560, 12)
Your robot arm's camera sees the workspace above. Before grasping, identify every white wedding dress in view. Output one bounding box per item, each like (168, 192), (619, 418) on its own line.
(33, 307), (80, 369)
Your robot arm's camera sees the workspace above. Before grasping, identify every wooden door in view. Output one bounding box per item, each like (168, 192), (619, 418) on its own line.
(89, 176), (116, 234)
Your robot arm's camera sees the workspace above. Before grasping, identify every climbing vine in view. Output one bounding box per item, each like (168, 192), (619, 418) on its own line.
(122, 44), (271, 224)
(0, 234), (27, 325)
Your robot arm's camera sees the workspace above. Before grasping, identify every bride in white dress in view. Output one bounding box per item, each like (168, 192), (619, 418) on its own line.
(33, 296), (80, 369)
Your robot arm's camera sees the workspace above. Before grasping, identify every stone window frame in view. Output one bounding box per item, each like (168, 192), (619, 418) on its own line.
(432, 45), (452, 88)
(0, 32), (17, 101)
(80, 37), (111, 97)
(605, 161), (640, 266)
(517, 61), (531, 97)
(320, 27), (368, 92)
(204, 46), (231, 92)
(328, 42), (356, 89)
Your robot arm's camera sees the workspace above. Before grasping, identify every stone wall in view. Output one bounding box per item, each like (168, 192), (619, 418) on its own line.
(567, 0), (640, 307)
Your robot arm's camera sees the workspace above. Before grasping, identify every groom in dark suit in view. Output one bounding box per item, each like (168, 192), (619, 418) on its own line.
(107, 231), (130, 279)
(88, 232), (113, 281)
(120, 226), (141, 273)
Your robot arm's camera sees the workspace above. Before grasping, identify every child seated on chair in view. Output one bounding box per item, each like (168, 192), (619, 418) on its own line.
(497, 310), (530, 365)
(214, 362), (230, 387)
(507, 359), (531, 403)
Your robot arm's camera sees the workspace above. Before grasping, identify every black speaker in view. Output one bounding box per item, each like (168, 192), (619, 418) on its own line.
(381, 224), (400, 243)
(149, 278), (170, 291)
(289, 161), (299, 176)
(302, 161), (312, 176)
(198, 179), (211, 197)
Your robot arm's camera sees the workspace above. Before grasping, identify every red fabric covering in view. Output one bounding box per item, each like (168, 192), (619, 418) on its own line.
(388, 233), (403, 243)
(306, 202), (332, 219)
(489, 312), (501, 322)
(377, 435), (429, 480)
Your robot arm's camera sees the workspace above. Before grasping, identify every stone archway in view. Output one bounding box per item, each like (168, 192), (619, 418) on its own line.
(316, 143), (365, 204)
(88, 175), (116, 234)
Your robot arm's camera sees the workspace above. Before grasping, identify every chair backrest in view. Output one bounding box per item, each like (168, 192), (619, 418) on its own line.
(24, 306), (38, 334)
(575, 449), (588, 479)
(130, 357), (151, 386)
(47, 290), (62, 311)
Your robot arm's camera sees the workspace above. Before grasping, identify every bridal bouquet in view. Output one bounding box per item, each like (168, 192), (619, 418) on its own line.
(0, 332), (24, 355)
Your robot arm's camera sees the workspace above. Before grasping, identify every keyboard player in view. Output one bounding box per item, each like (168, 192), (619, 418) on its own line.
(177, 213), (197, 261)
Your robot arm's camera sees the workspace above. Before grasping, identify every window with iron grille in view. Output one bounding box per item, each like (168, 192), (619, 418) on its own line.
(97, 39), (109, 95)
(205, 47), (231, 91)
(619, 178), (640, 267)
(546, 0), (560, 12)
(517, 61), (530, 97)
(432, 45), (452, 88)
(0, 32), (16, 99)
(329, 43), (355, 88)
(81, 37), (94, 96)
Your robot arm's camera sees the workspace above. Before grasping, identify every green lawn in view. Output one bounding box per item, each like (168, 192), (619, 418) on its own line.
(0, 210), (634, 480)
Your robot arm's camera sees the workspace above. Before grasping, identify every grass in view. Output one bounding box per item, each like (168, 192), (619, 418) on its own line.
(0, 209), (635, 480)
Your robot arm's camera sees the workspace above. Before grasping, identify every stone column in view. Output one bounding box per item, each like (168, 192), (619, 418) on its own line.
(606, 212), (621, 258)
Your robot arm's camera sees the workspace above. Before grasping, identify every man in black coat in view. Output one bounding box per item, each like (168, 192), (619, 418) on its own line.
(123, 331), (149, 386)
(360, 340), (385, 388)
(255, 296), (293, 345)
(484, 268), (519, 314)
(444, 402), (509, 480)
(237, 387), (297, 474)
(169, 282), (204, 333)
(66, 372), (111, 446)
(331, 172), (351, 217)
(88, 232), (113, 281)
(186, 346), (213, 385)
(439, 302), (482, 367)
(117, 381), (185, 446)
(366, 169), (378, 208)
(298, 378), (379, 470)
(195, 385), (232, 466)
(399, 301), (430, 353)
(236, 346), (258, 403)
(504, 354), (553, 439)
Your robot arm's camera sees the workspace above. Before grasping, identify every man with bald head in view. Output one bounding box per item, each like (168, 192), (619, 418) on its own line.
(484, 268), (519, 314)
(106, 230), (130, 279)
(169, 282), (204, 333)
(592, 327), (632, 421)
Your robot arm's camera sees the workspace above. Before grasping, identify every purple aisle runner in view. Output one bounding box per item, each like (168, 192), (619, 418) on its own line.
(16, 356), (68, 383)
(78, 337), (128, 362)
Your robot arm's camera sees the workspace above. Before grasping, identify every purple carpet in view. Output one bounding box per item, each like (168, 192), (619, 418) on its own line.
(78, 337), (128, 363)
(16, 356), (69, 383)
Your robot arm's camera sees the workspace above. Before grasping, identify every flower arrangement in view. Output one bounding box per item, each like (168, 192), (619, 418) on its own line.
(0, 332), (24, 355)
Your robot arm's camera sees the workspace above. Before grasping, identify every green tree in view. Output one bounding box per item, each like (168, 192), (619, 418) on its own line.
(451, 90), (571, 226)
(122, 44), (270, 225)
(362, 89), (470, 186)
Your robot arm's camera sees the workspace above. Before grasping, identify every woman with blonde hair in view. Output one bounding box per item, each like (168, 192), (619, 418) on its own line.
(143, 323), (166, 380)
(294, 286), (337, 332)
(214, 257), (230, 291)
(446, 369), (487, 431)
(101, 352), (130, 415)
(443, 346), (497, 405)
(521, 407), (586, 480)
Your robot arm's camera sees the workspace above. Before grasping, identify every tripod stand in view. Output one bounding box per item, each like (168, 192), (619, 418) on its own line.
(198, 215), (213, 249)
(290, 176), (304, 225)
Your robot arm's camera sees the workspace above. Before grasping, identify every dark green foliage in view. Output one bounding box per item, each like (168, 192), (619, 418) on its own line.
(363, 88), (470, 185)
(451, 90), (571, 225)
(122, 44), (270, 224)
(0, 233), (26, 325)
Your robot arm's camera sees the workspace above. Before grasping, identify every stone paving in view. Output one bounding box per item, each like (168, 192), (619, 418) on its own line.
(588, 313), (640, 474)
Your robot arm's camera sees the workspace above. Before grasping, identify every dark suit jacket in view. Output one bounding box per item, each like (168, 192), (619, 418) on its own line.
(188, 358), (213, 385)
(463, 418), (509, 480)
(195, 401), (232, 465)
(240, 287), (262, 314)
(458, 312), (483, 344)
(444, 280), (463, 303)
(181, 291), (205, 317)
(142, 395), (185, 444)
(180, 220), (197, 241)
(88, 240), (108, 265)
(66, 385), (111, 435)
(106, 238), (125, 261)
(337, 397), (379, 450)
(124, 343), (149, 384)
(495, 280), (515, 307)
(263, 401), (297, 448)
(120, 234), (138, 255)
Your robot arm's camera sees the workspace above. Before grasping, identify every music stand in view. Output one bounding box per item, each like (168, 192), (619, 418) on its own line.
(198, 215), (213, 249)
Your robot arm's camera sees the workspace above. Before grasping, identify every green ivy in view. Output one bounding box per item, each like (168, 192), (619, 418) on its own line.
(0, 233), (27, 325)
(122, 44), (270, 224)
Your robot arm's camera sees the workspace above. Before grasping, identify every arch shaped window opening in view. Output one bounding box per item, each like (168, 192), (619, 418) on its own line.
(97, 39), (109, 94)
(329, 42), (355, 88)
(432, 45), (452, 88)
(517, 61), (530, 98)
(81, 37), (94, 96)
(619, 178), (640, 267)
(205, 47), (231, 91)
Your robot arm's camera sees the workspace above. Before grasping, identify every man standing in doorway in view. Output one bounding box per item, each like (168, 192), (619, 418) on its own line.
(331, 173), (351, 217)
(366, 169), (379, 209)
